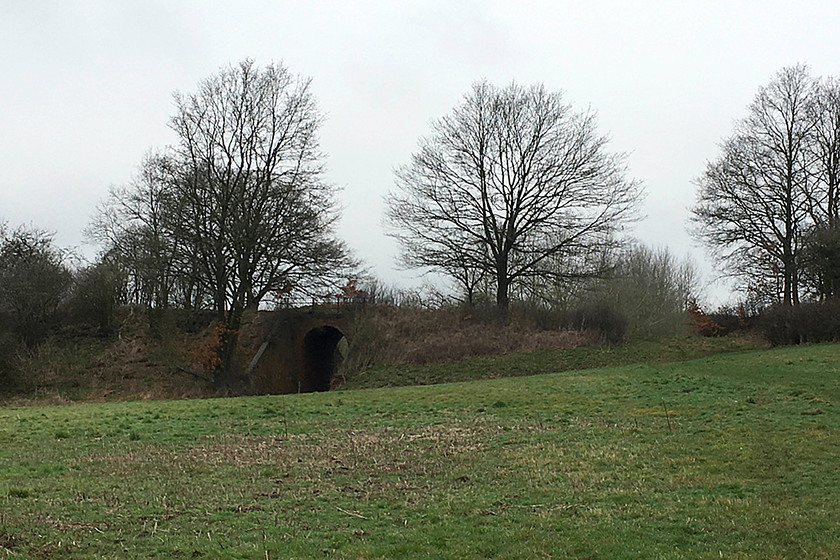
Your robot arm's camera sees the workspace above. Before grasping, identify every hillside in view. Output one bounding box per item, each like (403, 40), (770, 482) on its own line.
(1, 343), (838, 558)
(1, 327), (759, 407)
(1, 302), (765, 406)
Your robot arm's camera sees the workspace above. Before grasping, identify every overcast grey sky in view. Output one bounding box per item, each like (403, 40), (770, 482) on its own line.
(3, 1), (840, 303)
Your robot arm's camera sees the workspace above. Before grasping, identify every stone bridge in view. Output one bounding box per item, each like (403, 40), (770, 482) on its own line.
(239, 308), (353, 394)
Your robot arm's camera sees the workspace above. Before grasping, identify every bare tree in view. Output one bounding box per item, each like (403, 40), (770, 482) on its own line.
(168, 60), (352, 383)
(90, 60), (353, 384)
(385, 81), (642, 312)
(807, 76), (840, 228)
(587, 244), (697, 337)
(799, 77), (840, 300)
(692, 65), (815, 306)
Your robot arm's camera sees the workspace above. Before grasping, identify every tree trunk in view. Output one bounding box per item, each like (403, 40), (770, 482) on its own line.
(213, 307), (243, 389)
(495, 271), (510, 316)
(213, 327), (240, 389)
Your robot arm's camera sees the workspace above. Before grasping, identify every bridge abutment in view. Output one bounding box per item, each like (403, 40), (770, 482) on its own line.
(240, 310), (350, 394)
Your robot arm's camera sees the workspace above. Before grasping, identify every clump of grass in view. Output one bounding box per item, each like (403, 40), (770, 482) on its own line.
(12, 338), (102, 398)
(8, 487), (32, 499)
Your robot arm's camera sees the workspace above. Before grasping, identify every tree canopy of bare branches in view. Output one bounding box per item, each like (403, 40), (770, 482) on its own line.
(91, 60), (353, 383)
(0, 224), (72, 346)
(385, 81), (642, 311)
(89, 152), (183, 310)
(169, 60), (351, 324)
(692, 65), (840, 304)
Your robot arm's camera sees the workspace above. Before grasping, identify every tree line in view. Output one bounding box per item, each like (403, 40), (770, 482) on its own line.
(2, 60), (835, 386)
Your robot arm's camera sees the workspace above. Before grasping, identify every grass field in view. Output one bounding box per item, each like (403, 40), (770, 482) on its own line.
(1, 343), (839, 559)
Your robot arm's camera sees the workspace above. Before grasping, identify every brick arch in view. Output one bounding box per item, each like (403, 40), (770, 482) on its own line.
(243, 310), (352, 394)
(300, 325), (346, 392)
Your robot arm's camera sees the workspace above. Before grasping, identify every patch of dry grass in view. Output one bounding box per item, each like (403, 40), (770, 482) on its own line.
(82, 422), (488, 481)
(343, 304), (595, 368)
(3, 312), (219, 405)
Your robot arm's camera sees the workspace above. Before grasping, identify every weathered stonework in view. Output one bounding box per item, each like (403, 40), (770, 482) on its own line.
(240, 309), (350, 394)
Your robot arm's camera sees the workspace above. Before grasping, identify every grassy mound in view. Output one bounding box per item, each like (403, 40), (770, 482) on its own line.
(2, 302), (760, 404)
(339, 335), (761, 389)
(1, 343), (838, 558)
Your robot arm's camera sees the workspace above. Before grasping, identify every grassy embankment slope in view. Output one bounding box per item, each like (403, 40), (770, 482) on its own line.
(1, 343), (839, 558)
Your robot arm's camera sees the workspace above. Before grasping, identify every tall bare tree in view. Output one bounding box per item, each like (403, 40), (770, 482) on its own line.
(808, 76), (840, 228)
(692, 65), (815, 305)
(168, 60), (351, 382)
(385, 81), (642, 311)
(799, 76), (840, 300)
(91, 60), (352, 384)
(170, 60), (350, 312)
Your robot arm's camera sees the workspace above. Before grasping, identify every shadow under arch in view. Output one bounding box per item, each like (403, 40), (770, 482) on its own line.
(301, 325), (346, 392)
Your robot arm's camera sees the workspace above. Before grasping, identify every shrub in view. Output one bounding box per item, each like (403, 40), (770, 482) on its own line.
(760, 300), (840, 346)
(174, 309), (217, 334)
(65, 262), (125, 335)
(687, 300), (722, 337)
(688, 299), (762, 337)
(708, 310), (740, 336)
(566, 244), (696, 338)
(190, 323), (235, 375)
(0, 329), (21, 392)
(801, 224), (840, 300)
(709, 304), (761, 336)
(509, 301), (565, 331)
(334, 307), (389, 381)
(0, 225), (73, 346)
(567, 302), (627, 344)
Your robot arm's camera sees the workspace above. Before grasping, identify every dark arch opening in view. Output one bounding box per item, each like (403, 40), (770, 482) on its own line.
(301, 325), (346, 392)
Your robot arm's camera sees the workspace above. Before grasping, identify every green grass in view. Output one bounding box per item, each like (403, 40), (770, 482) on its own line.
(1, 343), (839, 558)
(342, 335), (762, 389)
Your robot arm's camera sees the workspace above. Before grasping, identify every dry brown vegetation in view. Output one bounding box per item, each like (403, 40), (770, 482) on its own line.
(342, 305), (595, 370)
(3, 303), (654, 405)
(2, 308), (215, 405)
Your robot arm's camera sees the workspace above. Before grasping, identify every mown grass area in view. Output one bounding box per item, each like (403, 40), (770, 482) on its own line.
(1, 343), (839, 559)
